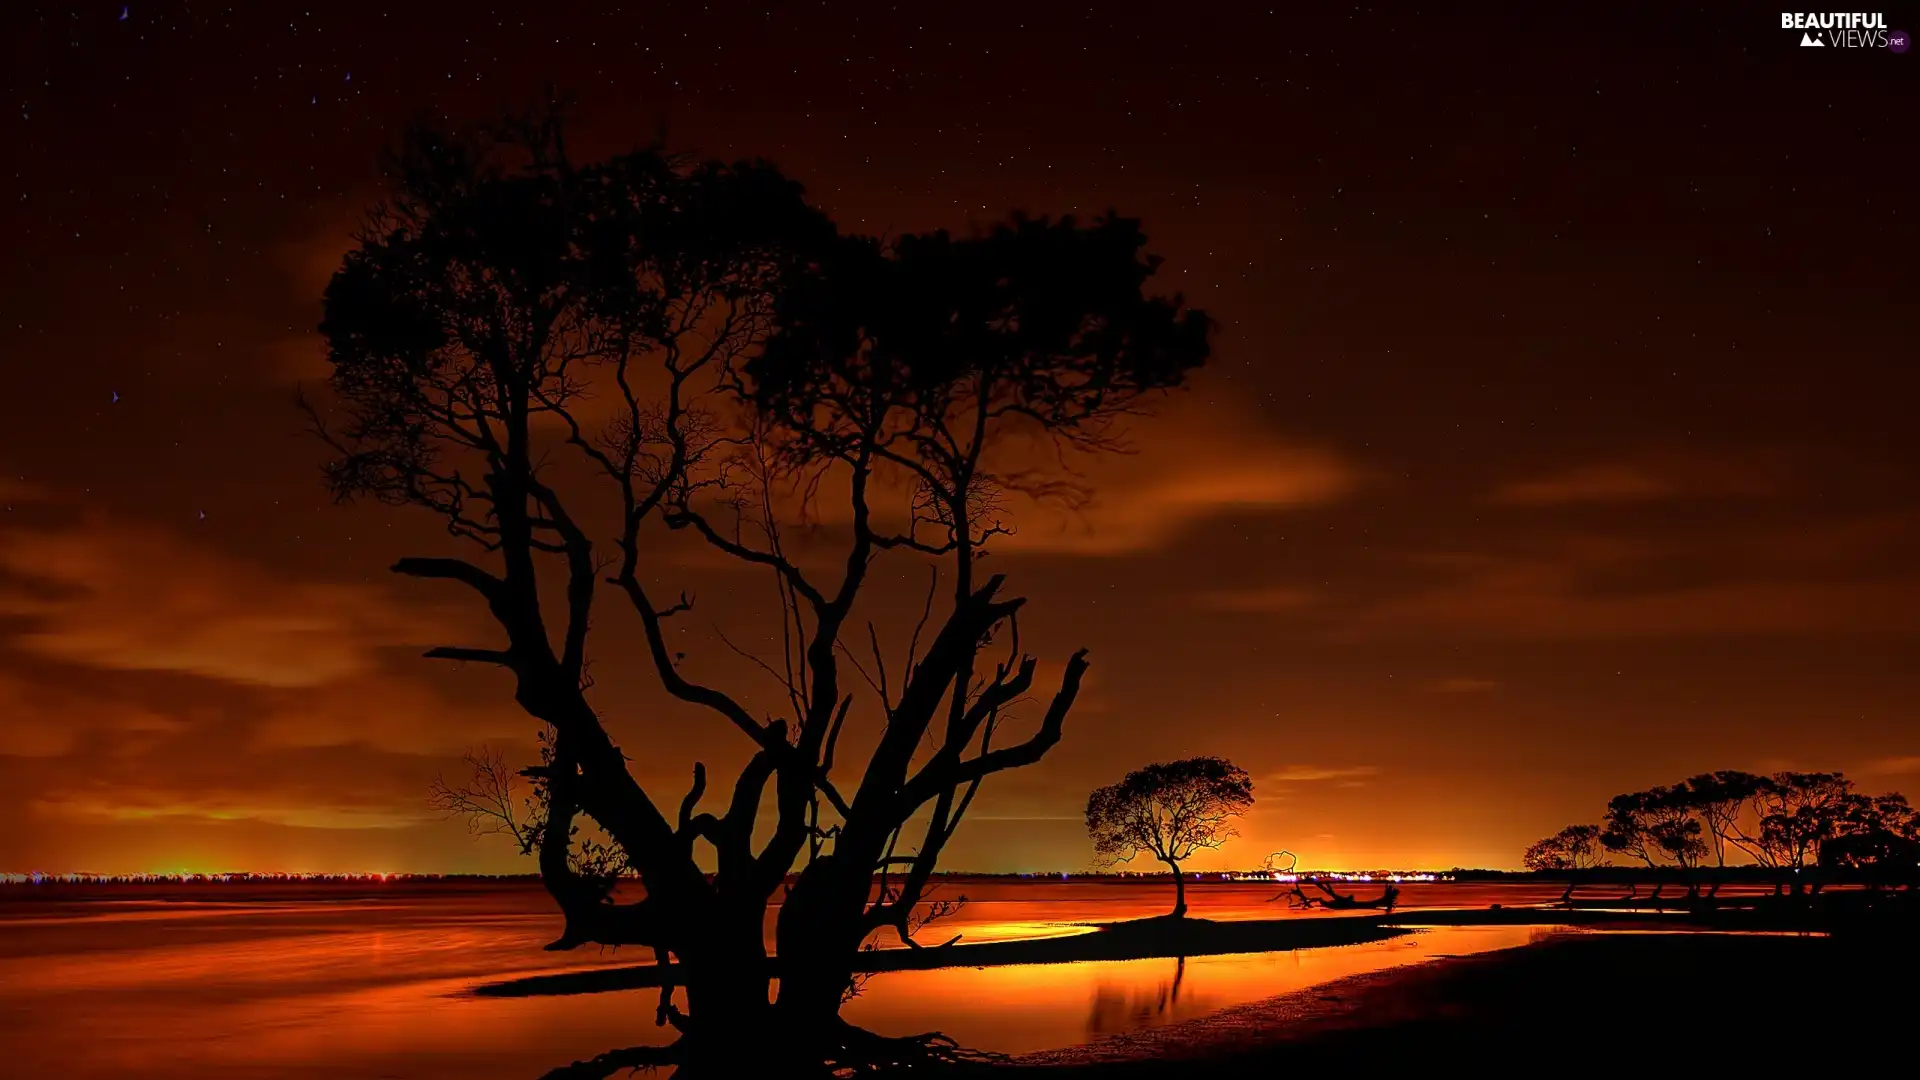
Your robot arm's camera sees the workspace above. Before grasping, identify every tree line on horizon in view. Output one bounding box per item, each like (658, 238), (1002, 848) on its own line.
(1525, 769), (1919, 900)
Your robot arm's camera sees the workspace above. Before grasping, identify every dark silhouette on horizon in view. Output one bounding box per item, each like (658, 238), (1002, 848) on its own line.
(308, 104), (1211, 1078)
(1086, 758), (1254, 918)
(1522, 824), (1604, 904)
(1276, 878), (1400, 913)
(1525, 768), (1919, 914)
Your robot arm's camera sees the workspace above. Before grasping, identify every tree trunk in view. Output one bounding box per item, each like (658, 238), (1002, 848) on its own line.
(673, 970), (778, 1078)
(1167, 860), (1187, 918)
(772, 855), (871, 1033)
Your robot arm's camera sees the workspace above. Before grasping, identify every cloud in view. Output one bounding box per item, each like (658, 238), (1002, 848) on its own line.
(0, 515), (448, 688)
(30, 791), (430, 830)
(4, 699), (489, 832)
(613, 385), (1357, 564)
(960, 393), (1358, 557)
(246, 673), (532, 755)
(1341, 539), (1920, 640)
(1490, 465), (1675, 505)
(995, 439), (1353, 556)
(1864, 756), (1920, 776)
(1270, 765), (1379, 783)
(0, 671), (185, 758)
(1490, 458), (1774, 506)
(1426, 677), (1500, 694)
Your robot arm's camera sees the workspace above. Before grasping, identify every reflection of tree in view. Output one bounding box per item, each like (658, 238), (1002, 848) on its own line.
(1087, 955), (1189, 1035)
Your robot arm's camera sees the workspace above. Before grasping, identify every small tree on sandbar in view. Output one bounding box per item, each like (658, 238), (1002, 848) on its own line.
(1086, 757), (1253, 918)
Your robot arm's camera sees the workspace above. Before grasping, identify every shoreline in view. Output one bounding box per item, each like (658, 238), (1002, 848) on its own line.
(472, 914), (1411, 997)
(471, 893), (1893, 998)
(995, 930), (1918, 1072)
(473, 898), (1867, 998)
(1015, 935), (1551, 1068)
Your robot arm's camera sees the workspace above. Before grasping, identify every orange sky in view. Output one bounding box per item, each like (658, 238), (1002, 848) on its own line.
(2, 4), (1916, 874)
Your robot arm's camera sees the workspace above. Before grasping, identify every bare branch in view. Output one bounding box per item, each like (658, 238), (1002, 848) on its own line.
(392, 556), (507, 603)
(423, 645), (515, 667)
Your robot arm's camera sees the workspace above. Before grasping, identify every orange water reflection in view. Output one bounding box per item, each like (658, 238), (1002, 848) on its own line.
(0, 882), (1577, 1077)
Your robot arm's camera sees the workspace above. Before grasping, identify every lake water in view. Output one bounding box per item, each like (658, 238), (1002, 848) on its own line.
(0, 881), (1581, 1078)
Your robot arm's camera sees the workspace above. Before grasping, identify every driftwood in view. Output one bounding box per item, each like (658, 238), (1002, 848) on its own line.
(1276, 879), (1401, 912)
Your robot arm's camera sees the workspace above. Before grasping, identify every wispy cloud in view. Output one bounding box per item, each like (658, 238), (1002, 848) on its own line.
(1492, 465), (1674, 506)
(0, 515), (448, 688)
(1270, 765), (1379, 783)
(1864, 756), (1920, 776)
(0, 671), (184, 759)
(1489, 457), (1775, 507)
(1340, 538), (1920, 640)
(988, 397), (1357, 556)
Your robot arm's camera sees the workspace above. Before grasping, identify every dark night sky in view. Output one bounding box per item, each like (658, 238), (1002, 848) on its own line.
(1, 3), (1916, 873)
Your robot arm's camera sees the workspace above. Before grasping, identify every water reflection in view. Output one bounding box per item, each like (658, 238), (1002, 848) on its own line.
(840, 923), (1556, 1057)
(0, 882), (1578, 1078)
(1088, 955), (1186, 1035)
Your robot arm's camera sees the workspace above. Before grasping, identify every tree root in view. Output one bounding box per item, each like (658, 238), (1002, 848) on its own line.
(539, 1042), (681, 1079)
(824, 1023), (1009, 1074)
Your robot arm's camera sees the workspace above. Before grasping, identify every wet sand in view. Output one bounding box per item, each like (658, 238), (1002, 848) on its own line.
(1009, 930), (1919, 1072)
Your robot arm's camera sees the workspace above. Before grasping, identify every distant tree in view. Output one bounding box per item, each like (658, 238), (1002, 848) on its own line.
(1601, 789), (1666, 871)
(1750, 772), (1856, 887)
(1822, 793), (1920, 887)
(1644, 794), (1708, 871)
(1087, 757), (1254, 917)
(1523, 823), (1605, 905)
(312, 107), (1211, 1078)
(1524, 824), (1604, 873)
(1678, 771), (1766, 870)
(1601, 785), (1703, 900)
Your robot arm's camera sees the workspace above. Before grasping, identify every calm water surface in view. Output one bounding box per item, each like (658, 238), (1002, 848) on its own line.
(0, 881), (1577, 1077)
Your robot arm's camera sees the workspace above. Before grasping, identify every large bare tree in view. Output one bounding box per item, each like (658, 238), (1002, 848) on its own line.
(310, 110), (1211, 1077)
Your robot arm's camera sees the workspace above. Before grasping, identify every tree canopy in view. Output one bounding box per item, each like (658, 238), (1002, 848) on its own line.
(1086, 757), (1253, 917)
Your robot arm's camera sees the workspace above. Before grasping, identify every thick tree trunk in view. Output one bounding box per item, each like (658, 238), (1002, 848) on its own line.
(1168, 860), (1188, 918)
(673, 973), (776, 1077)
(773, 855), (872, 1031)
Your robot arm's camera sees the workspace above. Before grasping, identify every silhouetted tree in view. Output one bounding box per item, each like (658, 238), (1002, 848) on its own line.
(310, 107), (1210, 1078)
(430, 745), (542, 853)
(1524, 823), (1604, 904)
(1601, 789), (1664, 871)
(1822, 793), (1920, 888)
(1679, 771), (1766, 873)
(1086, 757), (1253, 917)
(1601, 786), (1702, 900)
(1752, 772), (1854, 874)
(1645, 797), (1708, 871)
